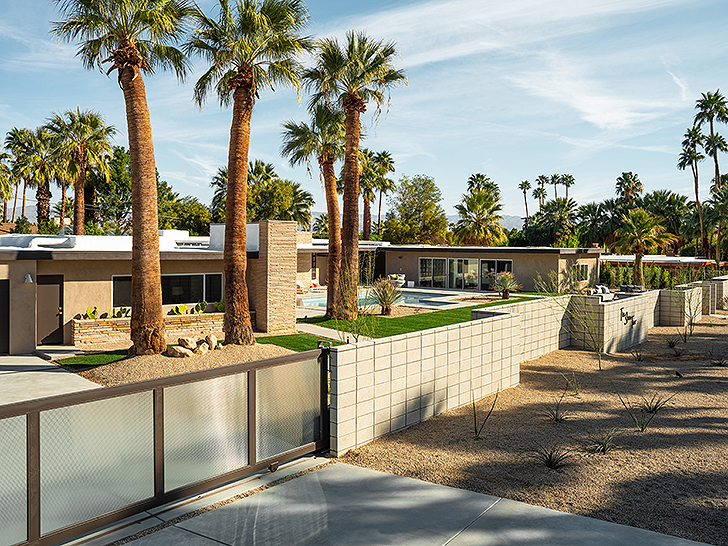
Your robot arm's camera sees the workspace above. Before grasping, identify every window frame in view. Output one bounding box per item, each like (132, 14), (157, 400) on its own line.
(112, 273), (224, 308)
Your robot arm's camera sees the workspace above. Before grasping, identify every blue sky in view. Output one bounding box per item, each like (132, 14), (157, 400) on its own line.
(1, 0), (727, 223)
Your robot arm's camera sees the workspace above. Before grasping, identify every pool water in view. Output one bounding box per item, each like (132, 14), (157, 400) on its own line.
(298, 290), (455, 309)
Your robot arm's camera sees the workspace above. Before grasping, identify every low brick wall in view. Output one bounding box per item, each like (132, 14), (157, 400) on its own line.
(72, 312), (255, 347)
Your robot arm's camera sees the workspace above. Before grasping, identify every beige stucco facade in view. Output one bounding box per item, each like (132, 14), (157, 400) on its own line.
(0, 220), (298, 354)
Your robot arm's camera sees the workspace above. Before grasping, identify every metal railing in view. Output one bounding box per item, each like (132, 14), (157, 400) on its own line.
(0, 348), (330, 546)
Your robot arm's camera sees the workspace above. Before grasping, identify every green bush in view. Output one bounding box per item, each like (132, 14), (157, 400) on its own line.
(370, 278), (402, 316)
(12, 216), (32, 234)
(599, 261), (612, 286)
(37, 221), (56, 235)
(493, 272), (522, 299)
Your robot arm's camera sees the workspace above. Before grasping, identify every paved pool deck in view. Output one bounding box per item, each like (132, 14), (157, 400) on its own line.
(65, 459), (707, 546)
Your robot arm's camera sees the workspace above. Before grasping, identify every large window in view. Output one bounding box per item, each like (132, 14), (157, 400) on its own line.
(113, 273), (223, 307)
(574, 263), (589, 282)
(418, 258), (447, 288)
(480, 259), (513, 290)
(448, 258), (478, 291)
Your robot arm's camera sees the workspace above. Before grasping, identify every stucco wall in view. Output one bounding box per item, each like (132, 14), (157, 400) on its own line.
(4, 261), (37, 354)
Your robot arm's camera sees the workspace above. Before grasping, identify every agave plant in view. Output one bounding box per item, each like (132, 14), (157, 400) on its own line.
(493, 272), (521, 299)
(371, 277), (403, 315)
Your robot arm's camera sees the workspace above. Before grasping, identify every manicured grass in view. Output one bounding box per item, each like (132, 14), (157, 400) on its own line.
(59, 350), (128, 367)
(300, 296), (538, 338)
(256, 333), (343, 352)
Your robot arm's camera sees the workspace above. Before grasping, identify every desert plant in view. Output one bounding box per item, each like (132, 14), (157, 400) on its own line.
(543, 392), (569, 422)
(84, 306), (98, 319)
(472, 390), (499, 439)
(560, 372), (582, 396)
(534, 444), (572, 469)
(214, 301), (225, 312)
(721, 295), (728, 310)
(493, 271), (521, 299)
(172, 304), (187, 315)
(666, 337), (679, 348)
(12, 216), (32, 234)
(638, 392), (676, 414)
(672, 346), (683, 357)
(194, 301), (208, 315)
(584, 428), (618, 454)
(111, 307), (129, 318)
(631, 350), (645, 361)
(713, 358), (728, 367)
(618, 392), (673, 432)
(370, 277), (402, 316)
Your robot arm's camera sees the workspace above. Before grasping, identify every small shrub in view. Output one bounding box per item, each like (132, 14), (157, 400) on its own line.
(584, 428), (618, 454)
(214, 301), (225, 312)
(534, 444), (572, 469)
(37, 221), (56, 235)
(543, 393), (569, 422)
(631, 350), (644, 361)
(493, 272), (522, 300)
(111, 307), (129, 318)
(12, 216), (32, 234)
(666, 337), (679, 349)
(84, 222), (105, 235)
(84, 306), (99, 320)
(638, 392), (676, 414)
(672, 347), (683, 357)
(370, 278), (402, 316)
(560, 372), (582, 396)
(677, 328), (688, 343)
(194, 301), (208, 315)
(713, 358), (728, 367)
(172, 304), (187, 315)
(472, 390), (499, 439)
(618, 393), (673, 432)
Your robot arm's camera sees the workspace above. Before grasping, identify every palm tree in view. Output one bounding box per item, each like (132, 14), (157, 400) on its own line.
(540, 197), (577, 244)
(678, 127), (707, 256)
(281, 103), (345, 315)
(53, 0), (193, 354)
(53, 155), (74, 233)
(708, 184), (728, 263)
(312, 213), (328, 235)
(613, 208), (676, 286)
(44, 108), (116, 235)
(453, 190), (505, 245)
(247, 159), (278, 186)
(577, 202), (602, 247)
(4, 127), (33, 221)
(615, 171), (643, 204)
(22, 128), (58, 226)
(0, 152), (12, 221)
(549, 173), (561, 199)
(561, 174), (575, 200)
(518, 180), (530, 223)
(694, 90), (728, 191)
(305, 30), (406, 319)
(642, 190), (688, 253)
(374, 150), (395, 235)
(532, 185), (547, 210)
(186, 0), (311, 343)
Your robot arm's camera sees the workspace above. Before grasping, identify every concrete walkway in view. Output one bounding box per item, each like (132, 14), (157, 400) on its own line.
(74, 461), (707, 546)
(0, 353), (99, 406)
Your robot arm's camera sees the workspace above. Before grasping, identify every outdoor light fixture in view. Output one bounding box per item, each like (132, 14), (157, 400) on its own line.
(24, 274), (33, 284)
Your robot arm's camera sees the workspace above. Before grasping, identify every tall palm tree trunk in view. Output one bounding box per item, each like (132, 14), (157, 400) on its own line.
(321, 155), (341, 316)
(74, 151), (86, 235)
(21, 180), (26, 218)
(36, 180), (51, 224)
(377, 189), (384, 235)
(60, 184), (67, 233)
(121, 62), (166, 355)
(84, 184), (98, 226)
(362, 198), (371, 240)
(336, 95), (364, 320)
(223, 78), (255, 345)
(710, 118), (722, 265)
(522, 191), (529, 223)
(11, 180), (18, 221)
(634, 253), (644, 286)
(692, 163), (707, 257)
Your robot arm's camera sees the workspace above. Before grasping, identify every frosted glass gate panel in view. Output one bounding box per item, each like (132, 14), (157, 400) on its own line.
(0, 416), (26, 546)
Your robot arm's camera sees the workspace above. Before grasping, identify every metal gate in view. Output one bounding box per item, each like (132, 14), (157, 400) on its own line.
(0, 347), (330, 546)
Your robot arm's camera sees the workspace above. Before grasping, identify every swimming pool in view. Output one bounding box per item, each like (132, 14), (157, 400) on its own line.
(298, 289), (458, 309)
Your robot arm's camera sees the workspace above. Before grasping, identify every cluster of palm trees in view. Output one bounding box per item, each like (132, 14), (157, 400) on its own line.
(49, 0), (404, 353)
(1, 112), (115, 232)
(452, 173), (505, 245)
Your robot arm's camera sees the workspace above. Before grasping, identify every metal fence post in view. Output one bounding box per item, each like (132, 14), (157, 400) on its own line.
(153, 389), (164, 499)
(27, 411), (40, 545)
(247, 370), (256, 467)
(318, 341), (331, 447)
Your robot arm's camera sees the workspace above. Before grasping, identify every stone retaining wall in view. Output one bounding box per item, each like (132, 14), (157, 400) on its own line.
(72, 312), (254, 347)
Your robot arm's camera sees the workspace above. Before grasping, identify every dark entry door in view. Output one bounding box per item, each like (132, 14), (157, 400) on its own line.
(37, 275), (63, 345)
(0, 279), (8, 353)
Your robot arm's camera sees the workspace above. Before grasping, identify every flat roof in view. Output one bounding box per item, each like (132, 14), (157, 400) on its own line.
(381, 245), (603, 255)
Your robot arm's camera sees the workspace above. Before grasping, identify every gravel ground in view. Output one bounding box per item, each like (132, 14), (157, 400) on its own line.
(342, 313), (728, 546)
(74, 343), (295, 386)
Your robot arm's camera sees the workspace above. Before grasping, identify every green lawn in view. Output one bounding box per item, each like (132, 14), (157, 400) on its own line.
(59, 350), (128, 368)
(299, 296), (537, 338)
(256, 333), (343, 352)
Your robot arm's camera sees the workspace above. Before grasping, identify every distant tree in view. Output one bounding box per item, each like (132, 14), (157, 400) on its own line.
(615, 171), (643, 204)
(549, 173), (560, 199)
(4, 127), (33, 220)
(210, 166), (227, 223)
(540, 197), (578, 244)
(678, 127), (707, 256)
(466, 173), (499, 199)
(0, 152), (13, 221)
(518, 180), (531, 223)
(694, 90), (728, 192)
(22, 128), (57, 225)
(453, 189), (505, 245)
(614, 208), (676, 286)
(374, 151), (396, 235)
(91, 146), (132, 234)
(561, 174), (575, 200)
(382, 174), (447, 244)
(532, 185), (547, 210)
(642, 190), (688, 253)
(577, 202), (602, 247)
(312, 213), (328, 235)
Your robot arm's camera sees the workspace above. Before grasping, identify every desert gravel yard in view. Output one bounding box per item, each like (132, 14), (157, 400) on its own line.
(342, 313), (728, 546)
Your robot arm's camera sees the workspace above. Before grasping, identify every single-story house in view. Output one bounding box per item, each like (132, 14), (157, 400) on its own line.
(0, 221), (297, 355)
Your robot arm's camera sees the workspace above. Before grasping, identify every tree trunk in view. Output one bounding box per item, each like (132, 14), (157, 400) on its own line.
(321, 155), (341, 317)
(223, 74), (255, 345)
(11, 180), (18, 221)
(377, 189), (384, 235)
(60, 184), (66, 234)
(36, 180), (51, 225)
(120, 61), (166, 355)
(692, 163), (707, 257)
(74, 149), (86, 235)
(634, 253), (644, 286)
(21, 180), (26, 218)
(523, 191), (529, 224)
(362, 197), (371, 241)
(336, 93), (364, 320)
(84, 183), (98, 226)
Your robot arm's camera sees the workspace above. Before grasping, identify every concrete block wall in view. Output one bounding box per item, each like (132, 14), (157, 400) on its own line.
(659, 287), (703, 326)
(329, 312), (520, 457)
(711, 275), (728, 309)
